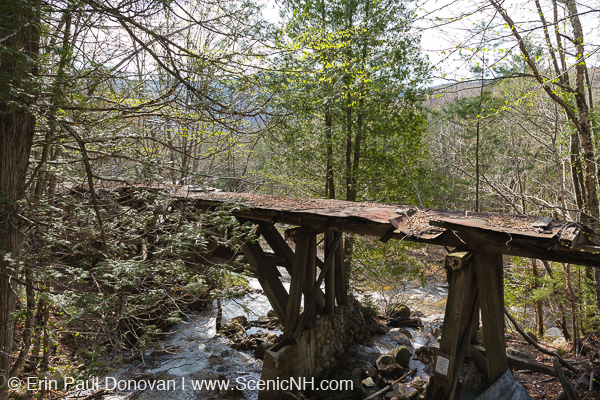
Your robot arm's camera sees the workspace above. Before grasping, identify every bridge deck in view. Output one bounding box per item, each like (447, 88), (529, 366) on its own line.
(172, 188), (599, 268)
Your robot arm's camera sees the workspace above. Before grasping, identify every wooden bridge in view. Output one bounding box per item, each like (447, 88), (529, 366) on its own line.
(169, 187), (600, 399)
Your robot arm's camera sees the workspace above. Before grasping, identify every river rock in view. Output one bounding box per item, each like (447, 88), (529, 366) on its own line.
(385, 390), (402, 400)
(389, 332), (413, 349)
(392, 383), (418, 400)
(376, 354), (403, 377)
(266, 332), (277, 342)
(545, 327), (563, 339)
(254, 341), (272, 360)
(267, 310), (276, 318)
(506, 346), (536, 361)
(388, 304), (411, 319)
(431, 327), (442, 339)
(362, 377), (376, 388)
(228, 315), (249, 327)
(390, 346), (412, 368)
(414, 346), (438, 364)
(399, 329), (413, 339)
(411, 375), (429, 389)
(361, 364), (377, 378)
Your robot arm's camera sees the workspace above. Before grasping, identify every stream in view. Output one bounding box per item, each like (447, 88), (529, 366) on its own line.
(91, 269), (448, 400)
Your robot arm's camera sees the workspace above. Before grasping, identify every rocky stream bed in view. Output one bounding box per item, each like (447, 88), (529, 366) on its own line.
(85, 270), (451, 400)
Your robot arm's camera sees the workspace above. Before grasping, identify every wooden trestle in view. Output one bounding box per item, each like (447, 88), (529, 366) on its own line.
(431, 250), (507, 400)
(239, 221), (347, 342)
(163, 188), (600, 398)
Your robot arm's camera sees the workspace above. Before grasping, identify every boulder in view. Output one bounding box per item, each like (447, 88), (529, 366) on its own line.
(414, 346), (438, 365)
(228, 315), (249, 327)
(545, 327), (563, 339)
(389, 332), (413, 349)
(387, 304), (411, 319)
(390, 346), (412, 368)
(376, 354), (403, 377)
(399, 329), (413, 339)
(362, 377), (376, 388)
(266, 333), (277, 343)
(506, 346), (536, 361)
(254, 341), (272, 360)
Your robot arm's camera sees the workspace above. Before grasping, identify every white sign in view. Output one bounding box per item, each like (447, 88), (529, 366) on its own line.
(435, 355), (450, 376)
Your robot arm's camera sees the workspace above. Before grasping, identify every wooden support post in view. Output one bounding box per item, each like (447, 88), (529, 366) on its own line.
(257, 222), (326, 311)
(242, 242), (288, 322)
(334, 233), (347, 305)
(284, 237), (309, 340)
(303, 235), (317, 329)
(324, 232), (336, 315)
(432, 251), (478, 400)
(474, 251), (507, 385)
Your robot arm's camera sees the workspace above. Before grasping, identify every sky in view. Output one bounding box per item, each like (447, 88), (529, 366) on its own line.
(259, 0), (600, 85)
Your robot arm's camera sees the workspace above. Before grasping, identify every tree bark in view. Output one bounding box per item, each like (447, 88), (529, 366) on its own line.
(0, 1), (39, 395)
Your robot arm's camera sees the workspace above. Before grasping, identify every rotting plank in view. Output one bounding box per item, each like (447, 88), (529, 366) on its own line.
(284, 237), (309, 340)
(432, 251), (478, 400)
(475, 251), (507, 384)
(241, 242), (288, 322)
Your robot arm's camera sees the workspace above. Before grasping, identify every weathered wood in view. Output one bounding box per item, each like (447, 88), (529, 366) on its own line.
(472, 345), (557, 377)
(324, 232), (336, 315)
(284, 237), (309, 340)
(293, 232), (343, 339)
(552, 356), (578, 400)
(256, 222), (326, 311)
(242, 242), (288, 322)
(334, 233), (347, 305)
(474, 251), (507, 385)
(303, 235), (317, 329)
(432, 251), (478, 400)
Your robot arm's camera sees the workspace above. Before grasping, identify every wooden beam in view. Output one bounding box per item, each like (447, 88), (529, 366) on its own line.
(294, 232), (343, 339)
(324, 232), (336, 315)
(284, 237), (309, 340)
(432, 251), (478, 400)
(241, 242), (288, 322)
(334, 233), (347, 305)
(474, 252), (507, 384)
(303, 235), (317, 329)
(256, 221), (327, 311)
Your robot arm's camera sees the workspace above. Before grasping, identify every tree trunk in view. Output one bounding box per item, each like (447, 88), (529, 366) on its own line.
(0, 2), (39, 395)
(325, 108), (335, 199)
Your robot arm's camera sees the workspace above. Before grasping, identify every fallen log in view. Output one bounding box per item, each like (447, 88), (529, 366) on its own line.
(504, 308), (579, 374)
(471, 345), (557, 377)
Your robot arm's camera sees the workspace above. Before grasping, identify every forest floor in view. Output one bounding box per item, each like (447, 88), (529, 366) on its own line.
(507, 332), (600, 399)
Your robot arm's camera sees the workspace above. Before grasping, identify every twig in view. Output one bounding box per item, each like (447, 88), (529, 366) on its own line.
(589, 370), (594, 392)
(364, 368), (417, 400)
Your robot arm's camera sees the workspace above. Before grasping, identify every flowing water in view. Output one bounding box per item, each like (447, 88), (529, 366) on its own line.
(89, 270), (448, 400)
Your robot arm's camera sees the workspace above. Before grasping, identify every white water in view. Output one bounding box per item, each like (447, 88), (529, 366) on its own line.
(88, 274), (447, 399)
